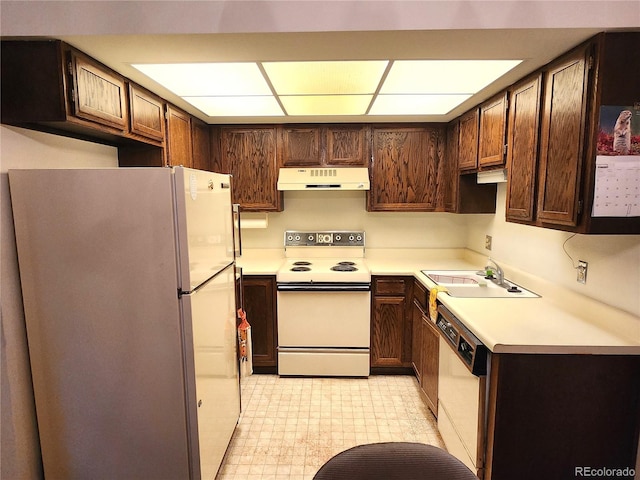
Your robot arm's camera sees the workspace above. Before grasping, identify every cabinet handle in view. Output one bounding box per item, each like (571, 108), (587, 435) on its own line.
(198, 399), (202, 407)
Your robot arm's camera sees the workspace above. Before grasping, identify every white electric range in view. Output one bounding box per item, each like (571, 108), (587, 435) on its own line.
(276, 231), (371, 377)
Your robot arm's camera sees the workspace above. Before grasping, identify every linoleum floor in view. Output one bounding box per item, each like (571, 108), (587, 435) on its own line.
(215, 374), (445, 480)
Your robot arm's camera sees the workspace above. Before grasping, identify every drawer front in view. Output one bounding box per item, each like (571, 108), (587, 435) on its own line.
(374, 277), (407, 296)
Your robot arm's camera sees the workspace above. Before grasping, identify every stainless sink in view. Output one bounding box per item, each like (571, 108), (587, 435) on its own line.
(421, 270), (539, 298)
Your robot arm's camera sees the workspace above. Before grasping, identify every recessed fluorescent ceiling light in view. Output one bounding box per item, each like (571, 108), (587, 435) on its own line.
(369, 94), (473, 115)
(132, 59), (521, 117)
(132, 63), (272, 96)
(381, 60), (522, 94)
(280, 95), (373, 116)
(183, 96), (284, 116)
(263, 61), (388, 94)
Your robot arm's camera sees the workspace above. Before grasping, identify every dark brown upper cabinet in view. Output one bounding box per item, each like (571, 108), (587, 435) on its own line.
(165, 105), (193, 168)
(536, 44), (591, 227)
(478, 91), (509, 169)
(278, 124), (369, 167)
(458, 108), (480, 171)
(278, 126), (322, 166)
(191, 117), (211, 172)
(368, 126), (444, 212)
(1, 40), (134, 143)
(506, 32), (640, 234)
(444, 120), (497, 214)
(443, 120), (460, 212)
(128, 83), (165, 142)
(505, 74), (543, 223)
(70, 50), (128, 131)
(220, 126), (282, 212)
(325, 125), (369, 166)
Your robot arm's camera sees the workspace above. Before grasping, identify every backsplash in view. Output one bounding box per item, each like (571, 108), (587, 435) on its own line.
(242, 187), (640, 318)
(241, 190), (471, 249)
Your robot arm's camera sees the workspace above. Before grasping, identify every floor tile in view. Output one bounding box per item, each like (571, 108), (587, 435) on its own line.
(216, 374), (445, 480)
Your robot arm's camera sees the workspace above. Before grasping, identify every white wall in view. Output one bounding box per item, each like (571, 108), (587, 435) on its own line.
(243, 185), (640, 318)
(466, 183), (640, 317)
(0, 126), (119, 480)
(241, 190), (470, 249)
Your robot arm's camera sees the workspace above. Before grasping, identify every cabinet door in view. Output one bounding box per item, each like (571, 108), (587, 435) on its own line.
(279, 126), (322, 166)
(166, 105), (193, 168)
(421, 316), (439, 417)
(369, 127), (442, 211)
(537, 45), (591, 226)
(128, 83), (165, 142)
(506, 74), (542, 222)
(70, 50), (128, 130)
(411, 300), (424, 382)
(444, 120), (460, 212)
(371, 276), (412, 369)
(458, 108), (479, 171)
(221, 127), (281, 211)
(242, 276), (277, 368)
(325, 125), (369, 166)
(371, 296), (406, 367)
(478, 92), (508, 169)
(191, 118), (211, 171)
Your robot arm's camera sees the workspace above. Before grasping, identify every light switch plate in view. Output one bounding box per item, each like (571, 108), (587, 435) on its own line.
(485, 235), (492, 251)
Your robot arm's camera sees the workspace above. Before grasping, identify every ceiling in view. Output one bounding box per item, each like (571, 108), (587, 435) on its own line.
(2, 0), (637, 125)
(59, 29), (602, 124)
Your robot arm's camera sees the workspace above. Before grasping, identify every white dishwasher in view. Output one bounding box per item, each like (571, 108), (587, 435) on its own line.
(436, 304), (489, 479)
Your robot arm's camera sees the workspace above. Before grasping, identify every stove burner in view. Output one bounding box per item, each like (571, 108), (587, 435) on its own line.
(331, 264), (358, 272)
(291, 266), (311, 272)
(292, 261), (312, 266)
(337, 261), (356, 266)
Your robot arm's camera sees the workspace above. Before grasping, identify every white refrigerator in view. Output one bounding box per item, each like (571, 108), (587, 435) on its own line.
(9, 167), (241, 480)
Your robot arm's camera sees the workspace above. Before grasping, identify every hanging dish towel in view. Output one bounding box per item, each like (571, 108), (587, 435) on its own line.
(429, 286), (448, 322)
(237, 308), (253, 378)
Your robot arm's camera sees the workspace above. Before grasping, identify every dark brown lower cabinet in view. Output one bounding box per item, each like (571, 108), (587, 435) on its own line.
(420, 315), (439, 417)
(371, 276), (413, 371)
(485, 353), (640, 479)
(411, 280), (438, 417)
(242, 275), (277, 371)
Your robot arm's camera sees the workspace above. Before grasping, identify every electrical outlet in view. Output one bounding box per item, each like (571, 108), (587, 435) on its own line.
(485, 235), (492, 251)
(577, 260), (588, 284)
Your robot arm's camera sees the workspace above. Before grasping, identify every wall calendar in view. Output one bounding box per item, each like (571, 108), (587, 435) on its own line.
(592, 105), (640, 217)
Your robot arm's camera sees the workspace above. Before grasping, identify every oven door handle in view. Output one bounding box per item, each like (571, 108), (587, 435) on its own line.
(277, 282), (371, 292)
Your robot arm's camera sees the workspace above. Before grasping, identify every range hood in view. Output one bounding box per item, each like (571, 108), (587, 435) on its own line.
(277, 167), (370, 191)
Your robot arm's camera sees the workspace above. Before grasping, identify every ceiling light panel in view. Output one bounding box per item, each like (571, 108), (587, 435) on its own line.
(132, 63), (272, 96)
(369, 94), (472, 115)
(183, 96), (284, 116)
(280, 95), (372, 116)
(381, 60), (522, 94)
(263, 61), (388, 95)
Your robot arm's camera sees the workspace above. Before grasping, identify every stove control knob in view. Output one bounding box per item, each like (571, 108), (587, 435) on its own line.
(287, 234), (294, 241)
(356, 235), (362, 241)
(349, 235), (355, 241)
(294, 234), (301, 241)
(335, 234), (342, 241)
(308, 234), (314, 242)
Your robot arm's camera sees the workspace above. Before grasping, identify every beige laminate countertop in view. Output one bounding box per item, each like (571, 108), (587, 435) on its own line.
(238, 248), (640, 355)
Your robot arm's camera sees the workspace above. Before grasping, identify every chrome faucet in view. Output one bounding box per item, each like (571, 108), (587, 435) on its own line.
(486, 258), (506, 288)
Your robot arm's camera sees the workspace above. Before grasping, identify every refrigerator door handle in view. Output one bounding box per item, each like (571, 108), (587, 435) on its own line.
(232, 203), (242, 257)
